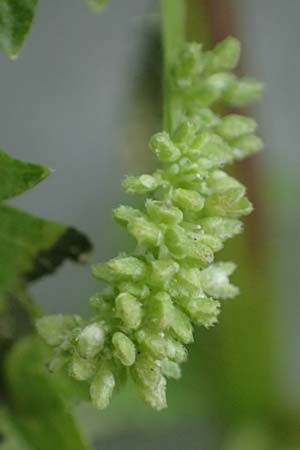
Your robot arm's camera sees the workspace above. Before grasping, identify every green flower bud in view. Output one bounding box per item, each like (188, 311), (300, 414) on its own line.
(147, 292), (174, 329)
(123, 174), (159, 194)
(202, 72), (236, 102)
(146, 199), (183, 225)
(208, 36), (241, 72)
(36, 315), (79, 347)
(170, 308), (193, 344)
(188, 241), (214, 266)
(132, 356), (167, 411)
(90, 363), (115, 410)
(160, 359), (181, 379)
(149, 259), (180, 288)
(175, 43), (204, 83)
(200, 262), (239, 299)
(180, 296), (220, 328)
(187, 107), (220, 131)
(89, 292), (114, 318)
(204, 187), (253, 218)
(115, 292), (142, 330)
(199, 216), (243, 241)
(191, 131), (233, 165)
(118, 282), (150, 299)
(216, 114), (257, 140)
(92, 256), (147, 282)
(149, 132), (181, 162)
(173, 188), (205, 212)
(172, 121), (197, 145)
(224, 78), (263, 106)
(112, 332), (136, 366)
(127, 217), (163, 247)
(113, 205), (142, 224)
(164, 226), (190, 259)
(232, 134), (263, 160)
(136, 329), (167, 359)
(69, 353), (96, 381)
(194, 234), (223, 252)
(77, 323), (105, 359)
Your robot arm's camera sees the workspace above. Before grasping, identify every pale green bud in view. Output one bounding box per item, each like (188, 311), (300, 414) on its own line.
(36, 314), (79, 347)
(172, 121), (197, 145)
(149, 132), (181, 162)
(118, 281), (150, 299)
(175, 43), (204, 83)
(191, 131), (233, 165)
(147, 292), (174, 329)
(187, 107), (220, 130)
(224, 78), (263, 106)
(200, 262), (239, 299)
(136, 329), (167, 359)
(164, 226), (190, 259)
(170, 308), (193, 344)
(203, 73), (236, 101)
(77, 323), (105, 359)
(173, 188), (205, 212)
(194, 234), (223, 252)
(123, 174), (159, 194)
(160, 359), (181, 380)
(112, 332), (136, 366)
(164, 336), (188, 362)
(127, 217), (163, 247)
(115, 292), (142, 330)
(187, 241), (214, 266)
(204, 187), (253, 218)
(89, 292), (114, 318)
(90, 363), (115, 410)
(69, 353), (96, 381)
(199, 216), (243, 241)
(232, 134), (263, 160)
(208, 36), (241, 72)
(92, 256), (147, 282)
(216, 114), (257, 140)
(149, 259), (180, 288)
(181, 296), (220, 328)
(206, 170), (243, 191)
(113, 205), (142, 224)
(132, 356), (167, 411)
(146, 199), (183, 225)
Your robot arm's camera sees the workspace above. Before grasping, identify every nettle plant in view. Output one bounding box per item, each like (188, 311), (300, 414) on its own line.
(0, 0), (263, 447)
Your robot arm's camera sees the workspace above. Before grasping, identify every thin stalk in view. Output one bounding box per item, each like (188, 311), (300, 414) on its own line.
(161, 0), (186, 133)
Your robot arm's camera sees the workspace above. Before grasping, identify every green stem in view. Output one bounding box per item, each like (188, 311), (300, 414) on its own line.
(161, 0), (186, 133)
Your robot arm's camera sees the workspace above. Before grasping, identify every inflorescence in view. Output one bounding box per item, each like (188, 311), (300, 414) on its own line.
(37, 37), (263, 410)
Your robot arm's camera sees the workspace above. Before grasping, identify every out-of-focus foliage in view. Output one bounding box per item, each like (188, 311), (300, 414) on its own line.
(0, 0), (38, 58)
(0, 337), (91, 450)
(0, 150), (91, 301)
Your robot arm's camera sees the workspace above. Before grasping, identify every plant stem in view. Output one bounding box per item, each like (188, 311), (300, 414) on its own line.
(161, 0), (186, 133)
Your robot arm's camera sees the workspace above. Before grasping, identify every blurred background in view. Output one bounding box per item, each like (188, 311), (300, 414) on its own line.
(0, 0), (299, 448)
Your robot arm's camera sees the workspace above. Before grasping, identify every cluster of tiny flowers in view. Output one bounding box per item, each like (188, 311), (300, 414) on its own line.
(37, 37), (263, 411)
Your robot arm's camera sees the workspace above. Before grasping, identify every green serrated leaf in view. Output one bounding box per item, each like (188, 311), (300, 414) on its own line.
(0, 149), (92, 299)
(0, 150), (50, 202)
(3, 336), (91, 450)
(0, 0), (38, 58)
(0, 205), (91, 297)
